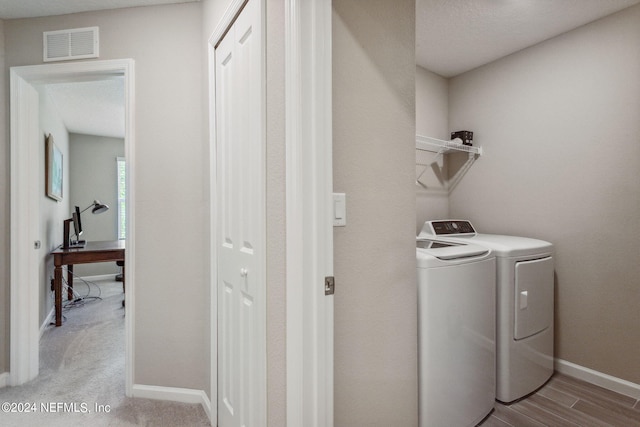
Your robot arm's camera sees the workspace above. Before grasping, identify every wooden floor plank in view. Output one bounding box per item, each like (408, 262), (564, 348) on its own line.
(573, 399), (640, 427)
(527, 394), (610, 427)
(479, 373), (640, 427)
(552, 374), (637, 407)
(577, 394), (640, 422)
(490, 404), (546, 427)
(510, 398), (582, 427)
(549, 379), (640, 423)
(477, 413), (512, 427)
(537, 385), (579, 408)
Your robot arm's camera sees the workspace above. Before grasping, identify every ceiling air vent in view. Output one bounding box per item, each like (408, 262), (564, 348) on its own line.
(43, 27), (99, 62)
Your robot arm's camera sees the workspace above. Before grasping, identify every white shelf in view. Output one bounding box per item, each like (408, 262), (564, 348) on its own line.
(416, 134), (482, 156)
(415, 134), (482, 193)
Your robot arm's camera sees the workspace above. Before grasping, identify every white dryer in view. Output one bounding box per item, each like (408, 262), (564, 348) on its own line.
(419, 220), (554, 403)
(416, 239), (496, 426)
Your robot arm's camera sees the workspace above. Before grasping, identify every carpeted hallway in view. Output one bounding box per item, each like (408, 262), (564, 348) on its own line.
(0, 278), (211, 427)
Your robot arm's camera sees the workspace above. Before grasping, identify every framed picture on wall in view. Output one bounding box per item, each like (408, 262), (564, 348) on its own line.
(46, 134), (63, 201)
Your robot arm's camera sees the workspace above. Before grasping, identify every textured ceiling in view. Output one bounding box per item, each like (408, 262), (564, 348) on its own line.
(44, 79), (125, 139)
(0, 0), (199, 19)
(417, 0), (640, 77)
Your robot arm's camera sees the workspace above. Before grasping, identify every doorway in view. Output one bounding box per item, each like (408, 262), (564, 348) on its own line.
(9, 59), (135, 395)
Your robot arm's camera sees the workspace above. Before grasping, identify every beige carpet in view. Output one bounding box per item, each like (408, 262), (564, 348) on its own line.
(0, 278), (211, 427)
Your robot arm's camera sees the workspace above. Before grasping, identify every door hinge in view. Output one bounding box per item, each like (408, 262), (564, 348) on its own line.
(325, 276), (335, 295)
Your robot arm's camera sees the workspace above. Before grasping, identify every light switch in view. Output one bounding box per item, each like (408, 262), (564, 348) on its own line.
(333, 193), (346, 227)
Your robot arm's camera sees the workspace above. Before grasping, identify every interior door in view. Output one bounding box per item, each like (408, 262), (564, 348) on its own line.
(215, 0), (266, 425)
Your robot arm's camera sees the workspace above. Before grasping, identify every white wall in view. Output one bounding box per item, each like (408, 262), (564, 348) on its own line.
(37, 87), (70, 327)
(415, 65), (449, 231)
(448, 5), (640, 384)
(4, 3), (209, 392)
(69, 133), (124, 277)
(333, 1), (418, 425)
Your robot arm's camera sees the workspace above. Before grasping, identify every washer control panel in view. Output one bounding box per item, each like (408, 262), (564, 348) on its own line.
(427, 220), (476, 236)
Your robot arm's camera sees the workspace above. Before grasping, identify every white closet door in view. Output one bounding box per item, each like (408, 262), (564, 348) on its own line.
(215, 0), (266, 426)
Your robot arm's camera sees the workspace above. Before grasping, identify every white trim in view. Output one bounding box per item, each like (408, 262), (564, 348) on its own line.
(40, 308), (55, 338)
(200, 395), (213, 424)
(9, 59), (135, 396)
(9, 69), (40, 386)
(132, 384), (212, 420)
(208, 0), (247, 47)
(131, 384), (212, 424)
(0, 372), (9, 389)
(123, 59), (136, 399)
(72, 273), (118, 282)
(116, 156), (126, 240)
(207, 37), (219, 427)
(555, 359), (640, 400)
(285, 0), (334, 426)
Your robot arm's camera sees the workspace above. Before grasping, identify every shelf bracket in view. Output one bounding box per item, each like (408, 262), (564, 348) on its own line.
(415, 134), (482, 193)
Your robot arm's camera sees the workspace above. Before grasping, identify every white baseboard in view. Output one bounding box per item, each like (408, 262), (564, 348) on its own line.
(75, 274), (119, 282)
(0, 372), (9, 388)
(40, 307), (55, 337)
(555, 358), (640, 400)
(132, 384), (212, 424)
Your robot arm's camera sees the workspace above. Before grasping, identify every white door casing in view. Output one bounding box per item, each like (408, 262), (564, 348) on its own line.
(9, 73), (40, 385)
(215, 0), (267, 425)
(285, 0), (334, 426)
(9, 59), (135, 394)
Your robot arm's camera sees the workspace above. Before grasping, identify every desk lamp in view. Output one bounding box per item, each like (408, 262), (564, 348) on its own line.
(81, 200), (110, 215)
(63, 200), (110, 248)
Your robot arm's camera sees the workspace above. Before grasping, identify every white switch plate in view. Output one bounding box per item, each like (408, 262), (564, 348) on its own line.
(333, 193), (346, 226)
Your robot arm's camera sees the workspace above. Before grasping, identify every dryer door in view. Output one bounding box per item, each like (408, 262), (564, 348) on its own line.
(514, 257), (554, 340)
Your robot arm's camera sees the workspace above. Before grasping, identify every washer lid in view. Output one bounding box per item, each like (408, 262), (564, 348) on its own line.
(417, 239), (490, 262)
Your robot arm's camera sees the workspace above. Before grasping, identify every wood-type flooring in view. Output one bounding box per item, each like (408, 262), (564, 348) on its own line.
(478, 373), (640, 427)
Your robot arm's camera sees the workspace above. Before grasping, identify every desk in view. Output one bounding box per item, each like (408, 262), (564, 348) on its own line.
(51, 240), (125, 327)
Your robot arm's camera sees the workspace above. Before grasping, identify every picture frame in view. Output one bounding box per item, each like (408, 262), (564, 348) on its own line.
(45, 134), (63, 201)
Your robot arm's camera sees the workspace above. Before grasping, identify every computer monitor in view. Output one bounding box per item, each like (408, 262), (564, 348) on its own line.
(72, 205), (83, 240)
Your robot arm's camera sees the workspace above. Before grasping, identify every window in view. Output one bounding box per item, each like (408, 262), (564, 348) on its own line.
(117, 157), (126, 240)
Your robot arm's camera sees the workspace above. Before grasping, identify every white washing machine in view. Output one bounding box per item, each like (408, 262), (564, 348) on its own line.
(416, 239), (496, 426)
(419, 220), (554, 403)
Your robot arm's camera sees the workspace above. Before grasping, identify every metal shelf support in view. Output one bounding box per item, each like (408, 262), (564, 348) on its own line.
(415, 134), (482, 193)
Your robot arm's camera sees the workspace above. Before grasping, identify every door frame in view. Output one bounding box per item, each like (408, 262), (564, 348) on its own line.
(9, 59), (136, 395)
(284, 0), (334, 426)
(208, 0), (333, 425)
